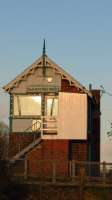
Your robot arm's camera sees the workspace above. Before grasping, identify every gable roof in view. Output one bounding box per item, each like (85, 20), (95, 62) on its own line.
(3, 55), (92, 97)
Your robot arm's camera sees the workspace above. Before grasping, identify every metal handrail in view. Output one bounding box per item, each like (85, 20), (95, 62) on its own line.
(24, 120), (41, 132)
(10, 117), (58, 159)
(10, 121), (42, 159)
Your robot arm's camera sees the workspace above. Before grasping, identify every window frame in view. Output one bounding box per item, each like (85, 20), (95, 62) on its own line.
(45, 95), (59, 118)
(13, 94), (42, 118)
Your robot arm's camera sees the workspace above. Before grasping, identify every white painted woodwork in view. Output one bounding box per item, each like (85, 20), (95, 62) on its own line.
(42, 93), (87, 140)
(12, 119), (33, 132)
(11, 68), (61, 93)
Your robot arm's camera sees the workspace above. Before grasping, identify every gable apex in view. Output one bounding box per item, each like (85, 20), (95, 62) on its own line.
(3, 55), (92, 97)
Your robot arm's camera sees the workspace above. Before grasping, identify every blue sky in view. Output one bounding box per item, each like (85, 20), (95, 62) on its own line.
(0, 0), (112, 161)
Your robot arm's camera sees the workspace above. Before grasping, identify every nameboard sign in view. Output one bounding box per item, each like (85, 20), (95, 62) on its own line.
(27, 86), (60, 93)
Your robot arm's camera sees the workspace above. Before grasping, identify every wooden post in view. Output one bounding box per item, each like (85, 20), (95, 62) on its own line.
(52, 162), (56, 183)
(72, 160), (75, 181)
(80, 168), (85, 185)
(18, 144), (21, 152)
(103, 161), (106, 186)
(69, 161), (72, 177)
(79, 167), (85, 200)
(24, 156), (28, 180)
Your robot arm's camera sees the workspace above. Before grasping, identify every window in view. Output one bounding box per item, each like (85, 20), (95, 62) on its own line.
(46, 97), (58, 117)
(14, 95), (41, 116)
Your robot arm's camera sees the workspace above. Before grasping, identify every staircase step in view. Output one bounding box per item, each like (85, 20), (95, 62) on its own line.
(10, 138), (42, 163)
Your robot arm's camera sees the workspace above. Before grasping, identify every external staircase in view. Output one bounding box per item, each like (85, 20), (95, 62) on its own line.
(10, 120), (42, 163)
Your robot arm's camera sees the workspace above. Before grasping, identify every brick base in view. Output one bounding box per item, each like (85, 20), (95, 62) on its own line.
(27, 140), (69, 177)
(9, 133), (89, 177)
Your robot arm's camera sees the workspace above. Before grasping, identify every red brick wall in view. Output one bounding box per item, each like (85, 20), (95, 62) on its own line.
(70, 141), (87, 161)
(28, 139), (68, 160)
(61, 79), (80, 93)
(27, 140), (69, 177)
(8, 132), (40, 158)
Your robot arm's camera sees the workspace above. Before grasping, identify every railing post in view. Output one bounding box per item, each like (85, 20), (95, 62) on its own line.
(103, 161), (106, 185)
(69, 161), (72, 177)
(41, 116), (43, 137)
(18, 144), (21, 152)
(33, 132), (36, 143)
(79, 167), (85, 200)
(24, 156), (28, 180)
(72, 160), (75, 181)
(52, 162), (56, 183)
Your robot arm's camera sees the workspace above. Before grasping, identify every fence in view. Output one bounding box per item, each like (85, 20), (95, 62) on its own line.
(9, 159), (112, 186)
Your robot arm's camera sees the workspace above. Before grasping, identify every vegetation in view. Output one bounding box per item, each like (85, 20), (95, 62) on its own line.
(107, 122), (112, 137)
(0, 121), (9, 134)
(0, 121), (9, 159)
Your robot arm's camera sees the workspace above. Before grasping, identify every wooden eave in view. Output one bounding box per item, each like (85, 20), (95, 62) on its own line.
(3, 55), (92, 97)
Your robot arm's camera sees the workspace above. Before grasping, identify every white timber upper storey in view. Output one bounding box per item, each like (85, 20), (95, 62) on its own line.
(3, 49), (92, 140)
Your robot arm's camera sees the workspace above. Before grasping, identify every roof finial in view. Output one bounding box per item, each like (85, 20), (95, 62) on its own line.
(42, 39), (46, 56)
(42, 39), (46, 76)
